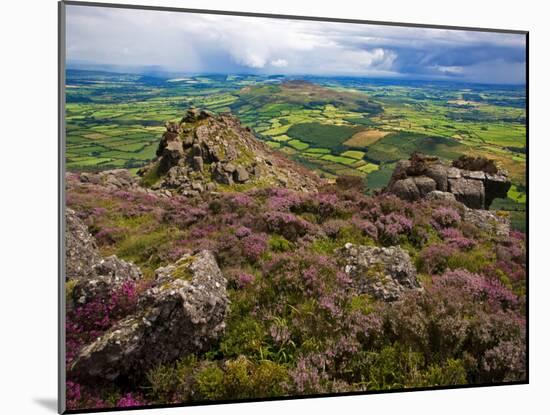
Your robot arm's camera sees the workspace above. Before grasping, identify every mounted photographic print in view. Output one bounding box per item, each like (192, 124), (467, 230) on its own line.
(59, 1), (528, 413)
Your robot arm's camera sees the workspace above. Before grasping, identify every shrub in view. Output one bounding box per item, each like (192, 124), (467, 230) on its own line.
(146, 355), (199, 403)
(420, 359), (468, 386)
(432, 207), (461, 228)
(263, 211), (312, 241)
(237, 273), (254, 288)
(66, 381), (106, 410)
(195, 363), (225, 401)
(383, 268), (525, 383)
(235, 226), (251, 238)
(116, 393), (145, 408)
(266, 189), (302, 211)
(220, 316), (266, 358)
(322, 219), (348, 238)
(196, 357), (289, 400)
(351, 216), (378, 239)
(364, 345), (424, 390)
(240, 233), (269, 262)
(376, 212), (413, 245)
(418, 244), (488, 275)
(288, 356), (329, 394)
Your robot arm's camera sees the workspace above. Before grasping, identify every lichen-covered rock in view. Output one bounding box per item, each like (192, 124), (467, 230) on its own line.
(338, 243), (421, 301)
(385, 153), (511, 209)
(464, 208), (511, 237)
(69, 250), (228, 383)
(65, 208), (101, 280)
(71, 255), (142, 306)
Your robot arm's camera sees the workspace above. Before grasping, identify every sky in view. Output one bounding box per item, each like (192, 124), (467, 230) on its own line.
(65, 5), (527, 85)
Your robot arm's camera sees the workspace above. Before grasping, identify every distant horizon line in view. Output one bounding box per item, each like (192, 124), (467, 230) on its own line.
(65, 64), (527, 88)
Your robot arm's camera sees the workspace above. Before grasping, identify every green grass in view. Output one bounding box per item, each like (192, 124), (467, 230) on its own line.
(366, 132), (466, 163)
(271, 135), (291, 142)
(305, 148), (331, 154)
(321, 154), (357, 166)
(287, 139), (310, 150)
(341, 150), (365, 160)
(286, 122), (360, 148)
(365, 163), (396, 190)
(357, 163), (379, 173)
(508, 184), (527, 203)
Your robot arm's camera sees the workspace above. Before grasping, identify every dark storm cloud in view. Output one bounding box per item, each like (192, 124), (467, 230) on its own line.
(66, 5), (526, 84)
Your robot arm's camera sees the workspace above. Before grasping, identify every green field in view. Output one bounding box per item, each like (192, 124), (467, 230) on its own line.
(65, 69), (526, 213)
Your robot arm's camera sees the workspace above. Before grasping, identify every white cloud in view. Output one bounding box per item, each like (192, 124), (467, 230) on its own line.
(65, 5), (526, 82)
(270, 59), (288, 68)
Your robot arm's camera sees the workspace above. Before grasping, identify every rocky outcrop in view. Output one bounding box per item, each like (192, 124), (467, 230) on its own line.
(65, 208), (101, 280)
(69, 250), (229, 383)
(137, 108), (321, 195)
(338, 243), (421, 301)
(385, 153), (511, 209)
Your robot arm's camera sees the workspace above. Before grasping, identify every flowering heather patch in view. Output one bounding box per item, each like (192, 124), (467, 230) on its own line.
(434, 269), (519, 309)
(66, 169), (527, 407)
(375, 212), (413, 245)
(116, 393), (146, 408)
(162, 205), (208, 229)
(439, 227), (462, 239)
(296, 191), (351, 220)
(94, 226), (125, 245)
(240, 232), (269, 261)
(447, 236), (476, 250)
(228, 192), (256, 209)
(383, 269), (525, 384)
(322, 219), (348, 238)
(190, 223), (217, 239)
(351, 216), (378, 239)
(288, 356), (329, 394)
(263, 211), (313, 241)
(266, 188), (303, 211)
(432, 206), (461, 228)
(418, 243), (459, 274)
(66, 280), (142, 363)
(237, 272), (255, 287)
(110, 280), (140, 318)
(66, 381), (106, 411)
(235, 226), (252, 238)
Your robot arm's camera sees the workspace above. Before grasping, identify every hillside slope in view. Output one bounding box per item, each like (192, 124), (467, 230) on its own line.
(64, 110), (526, 411)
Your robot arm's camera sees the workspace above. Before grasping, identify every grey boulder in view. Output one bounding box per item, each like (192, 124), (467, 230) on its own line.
(69, 250), (228, 383)
(338, 243), (421, 302)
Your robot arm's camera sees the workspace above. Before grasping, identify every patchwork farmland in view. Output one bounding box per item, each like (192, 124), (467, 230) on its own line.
(65, 70), (526, 228)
